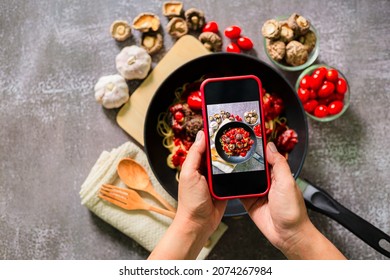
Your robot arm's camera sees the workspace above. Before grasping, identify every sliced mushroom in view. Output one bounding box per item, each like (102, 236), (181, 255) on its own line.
(162, 1), (183, 18)
(166, 17), (188, 38)
(184, 8), (205, 31)
(287, 13), (310, 36)
(285, 40), (308, 66)
(141, 33), (163, 55)
(110, 20), (132, 41)
(266, 39), (286, 62)
(261, 19), (281, 40)
(198, 32), (222, 52)
(132, 13), (160, 33)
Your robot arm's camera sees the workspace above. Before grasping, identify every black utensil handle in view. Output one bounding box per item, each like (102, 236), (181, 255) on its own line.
(302, 179), (390, 258)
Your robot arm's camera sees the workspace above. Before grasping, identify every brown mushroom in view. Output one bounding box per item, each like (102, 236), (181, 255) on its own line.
(285, 40), (308, 66)
(162, 1), (183, 18)
(141, 33), (163, 55)
(266, 39), (286, 62)
(287, 13), (310, 36)
(198, 32), (222, 52)
(261, 19), (281, 40)
(132, 13), (160, 33)
(110, 20), (132, 41)
(184, 8), (205, 31)
(166, 17), (188, 38)
(299, 30), (317, 53)
(279, 22), (294, 43)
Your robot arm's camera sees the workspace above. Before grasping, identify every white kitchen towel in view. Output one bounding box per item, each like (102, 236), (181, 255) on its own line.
(79, 141), (228, 260)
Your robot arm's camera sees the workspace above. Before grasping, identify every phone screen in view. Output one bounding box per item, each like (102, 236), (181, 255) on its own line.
(201, 75), (270, 199)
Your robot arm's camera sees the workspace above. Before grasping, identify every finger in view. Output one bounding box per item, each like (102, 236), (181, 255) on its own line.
(181, 130), (205, 175)
(266, 142), (293, 180)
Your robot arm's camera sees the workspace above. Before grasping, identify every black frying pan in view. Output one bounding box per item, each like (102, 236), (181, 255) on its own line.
(214, 121), (257, 164)
(144, 53), (308, 216)
(144, 53), (390, 258)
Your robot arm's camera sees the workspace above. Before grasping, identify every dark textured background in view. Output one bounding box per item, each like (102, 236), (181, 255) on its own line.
(0, 0), (389, 260)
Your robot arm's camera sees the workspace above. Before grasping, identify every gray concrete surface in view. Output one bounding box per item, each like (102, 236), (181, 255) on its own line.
(1, 0), (389, 260)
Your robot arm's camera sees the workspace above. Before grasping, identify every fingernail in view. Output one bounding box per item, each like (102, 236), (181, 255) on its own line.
(194, 130), (203, 145)
(268, 142), (278, 153)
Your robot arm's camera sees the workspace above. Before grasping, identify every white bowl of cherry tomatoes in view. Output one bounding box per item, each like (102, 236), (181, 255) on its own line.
(295, 64), (350, 122)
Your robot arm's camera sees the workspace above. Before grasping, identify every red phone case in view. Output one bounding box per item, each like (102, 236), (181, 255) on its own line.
(200, 75), (270, 200)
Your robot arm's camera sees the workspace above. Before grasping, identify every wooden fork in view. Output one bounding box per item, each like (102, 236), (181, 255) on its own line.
(99, 184), (175, 219)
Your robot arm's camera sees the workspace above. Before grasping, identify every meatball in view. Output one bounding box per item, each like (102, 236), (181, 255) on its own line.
(185, 114), (203, 138)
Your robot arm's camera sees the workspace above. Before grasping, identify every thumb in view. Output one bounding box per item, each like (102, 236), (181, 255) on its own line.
(266, 142), (293, 179)
(181, 130), (205, 174)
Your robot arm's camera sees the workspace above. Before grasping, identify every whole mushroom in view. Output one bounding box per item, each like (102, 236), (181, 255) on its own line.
(198, 32), (222, 52)
(184, 8), (205, 31)
(141, 33), (163, 54)
(285, 40), (308, 66)
(166, 17), (188, 38)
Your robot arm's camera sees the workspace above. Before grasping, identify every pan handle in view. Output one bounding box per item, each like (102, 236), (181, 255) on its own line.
(301, 178), (390, 258)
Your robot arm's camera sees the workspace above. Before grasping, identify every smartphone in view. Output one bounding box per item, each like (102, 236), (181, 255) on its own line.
(200, 75), (270, 200)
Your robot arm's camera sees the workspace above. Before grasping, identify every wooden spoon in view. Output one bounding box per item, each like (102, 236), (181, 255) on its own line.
(117, 158), (176, 212)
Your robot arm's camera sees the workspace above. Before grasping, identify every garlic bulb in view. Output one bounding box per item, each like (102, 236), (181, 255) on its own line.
(94, 74), (129, 109)
(116, 45), (152, 80)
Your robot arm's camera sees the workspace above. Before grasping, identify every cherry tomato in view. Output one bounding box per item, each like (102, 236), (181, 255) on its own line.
(318, 82), (335, 98)
(309, 89), (317, 99)
(311, 73), (324, 90)
(299, 75), (312, 89)
(174, 111), (184, 122)
(326, 69), (339, 83)
(224, 25), (241, 39)
(313, 67), (327, 80)
(237, 36), (253, 50)
(303, 99), (318, 114)
(202, 21), (219, 33)
(314, 105), (329, 118)
(226, 42), (241, 53)
(240, 152), (247, 157)
(328, 100), (344, 115)
(297, 87), (310, 103)
(336, 78), (348, 94)
(187, 90), (202, 110)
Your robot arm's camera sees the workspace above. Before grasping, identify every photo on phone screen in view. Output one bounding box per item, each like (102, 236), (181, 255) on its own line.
(201, 75), (270, 199)
(206, 100), (265, 175)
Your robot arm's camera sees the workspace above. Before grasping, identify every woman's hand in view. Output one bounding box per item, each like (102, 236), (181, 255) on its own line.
(148, 131), (227, 259)
(241, 142), (346, 259)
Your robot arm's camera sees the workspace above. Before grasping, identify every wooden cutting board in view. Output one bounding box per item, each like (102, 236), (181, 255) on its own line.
(117, 35), (210, 146)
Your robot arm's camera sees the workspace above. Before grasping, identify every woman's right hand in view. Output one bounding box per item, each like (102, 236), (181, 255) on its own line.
(241, 142), (346, 259)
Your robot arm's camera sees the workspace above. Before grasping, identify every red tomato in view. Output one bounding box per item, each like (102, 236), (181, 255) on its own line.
(326, 69), (339, 83)
(226, 42), (241, 53)
(174, 111), (184, 122)
(328, 100), (344, 115)
(297, 87), (310, 103)
(303, 99), (318, 114)
(224, 25), (241, 39)
(309, 89), (317, 99)
(240, 152), (247, 157)
(318, 82), (335, 98)
(311, 73), (324, 90)
(237, 36), (253, 50)
(336, 78), (348, 94)
(202, 21), (219, 33)
(313, 67), (327, 79)
(314, 105), (329, 118)
(187, 90), (202, 110)
(299, 75), (312, 89)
